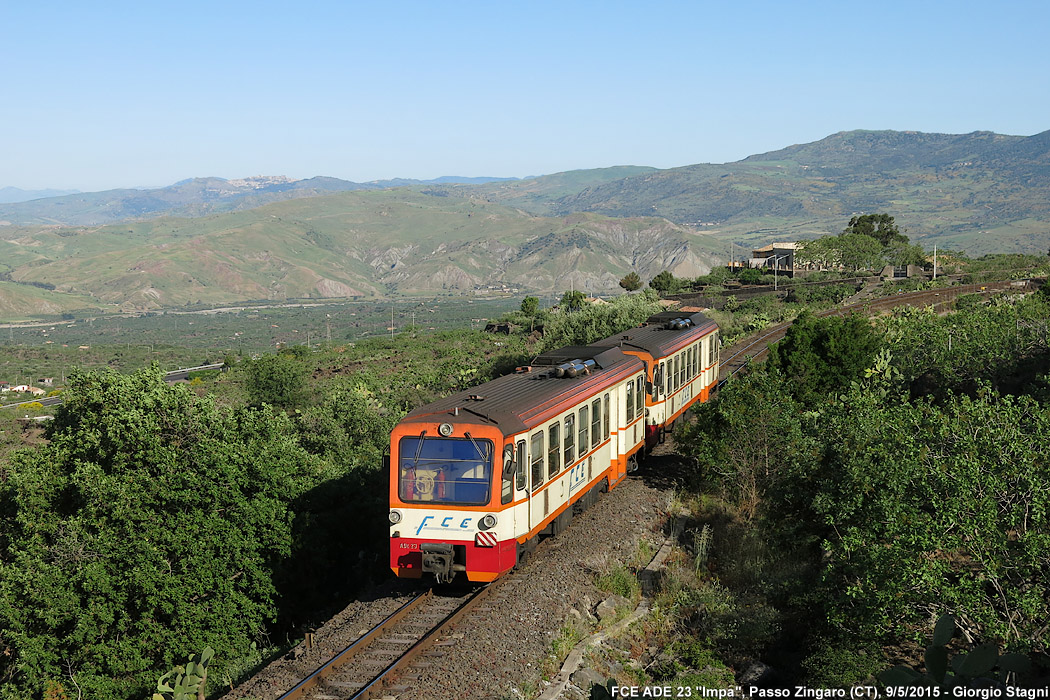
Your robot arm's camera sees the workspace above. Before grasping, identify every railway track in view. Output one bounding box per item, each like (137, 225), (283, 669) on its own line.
(717, 279), (1030, 384)
(277, 583), (500, 700)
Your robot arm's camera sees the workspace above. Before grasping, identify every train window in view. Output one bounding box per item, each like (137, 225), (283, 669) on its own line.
(691, 345), (696, 379)
(651, 365), (660, 399)
(548, 423), (561, 477)
(625, 380), (634, 422)
(398, 436), (493, 505)
(660, 362), (666, 396)
(515, 440), (527, 491)
(635, 376), (643, 414)
(714, 332), (720, 363)
(564, 414), (575, 465)
(701, 338), (707, 370)
(591, 398), (601, 444)
(530, 431), (544, 491)
(603, 393), (610, 438)
(674, 355), (680, 391)
(579, 405), (589, 454)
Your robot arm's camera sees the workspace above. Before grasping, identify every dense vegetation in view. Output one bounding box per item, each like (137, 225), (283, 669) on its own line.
(673, 284), (1050, 686)
(0, 369), (321, 699)
(0, 291), (663, 700)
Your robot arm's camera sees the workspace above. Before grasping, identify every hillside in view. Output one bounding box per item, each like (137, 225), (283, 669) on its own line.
(470, 129), (1050, 254)
(5, 130), (1050, 256)
(0, 175), (518, 227)
(0, 190), (722, 317)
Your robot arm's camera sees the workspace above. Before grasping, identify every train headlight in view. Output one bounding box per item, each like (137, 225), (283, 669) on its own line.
(388, 510), (402, 525)
(438, 422), (454, 437)
(480, 514), (497, 530)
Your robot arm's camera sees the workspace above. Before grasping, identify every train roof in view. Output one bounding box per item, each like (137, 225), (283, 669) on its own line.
(397, 345), (643, 435)
(590, 310), (717, 358)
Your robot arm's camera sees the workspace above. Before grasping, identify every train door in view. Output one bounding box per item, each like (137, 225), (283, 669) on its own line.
(610, 384), (625, 483)
(528, 429), (546, 532)
(515, 439), (528, 534)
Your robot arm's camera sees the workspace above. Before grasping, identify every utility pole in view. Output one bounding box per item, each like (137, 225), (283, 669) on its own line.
(933, 245), (938, 280)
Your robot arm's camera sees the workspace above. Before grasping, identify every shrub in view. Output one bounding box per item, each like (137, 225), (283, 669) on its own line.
(0, 368), (321, 699)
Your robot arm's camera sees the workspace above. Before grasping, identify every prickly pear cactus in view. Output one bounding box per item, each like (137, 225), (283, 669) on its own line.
(878, 615), (1032, 689)
(153, 647), (214, 700)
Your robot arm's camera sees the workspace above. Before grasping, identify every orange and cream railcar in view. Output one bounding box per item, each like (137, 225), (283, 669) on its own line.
(592, 311), (719, 450)
(389, 346), (647, 583)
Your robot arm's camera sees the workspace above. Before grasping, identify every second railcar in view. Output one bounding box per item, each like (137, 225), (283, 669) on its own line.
(592, 310), (719, 449)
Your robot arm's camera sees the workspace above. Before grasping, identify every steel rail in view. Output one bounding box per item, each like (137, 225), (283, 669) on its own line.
(277, 589), (433, 700)
(349, 581), (499, 700)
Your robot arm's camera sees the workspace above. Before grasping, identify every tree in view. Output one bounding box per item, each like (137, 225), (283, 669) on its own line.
(767, 310), (882, 406)
(796, 236), (842, 269)
(520, 295), (540, 316)
(559, 290), (586, 312)
(619, 272), (642, 292)
(679, 368), (808, 519)
(649, 270), (679, 294)
(242, 353), (308, 408)
(883, 240), (927, 267)
(843, 213), (907, 247)
(777, 387), (1050, 646)
(836, 233), (885, 272)
(0, 367), (320, 699)
(737, 268), (766, 285)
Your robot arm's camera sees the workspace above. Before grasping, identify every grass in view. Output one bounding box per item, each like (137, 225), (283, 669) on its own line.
(541, 620), (590, 680)
(594, 563), (640, 602)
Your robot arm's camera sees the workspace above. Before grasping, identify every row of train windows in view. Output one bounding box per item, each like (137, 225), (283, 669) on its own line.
(529, 392), (611, 490)
(655, 333), (718, 398)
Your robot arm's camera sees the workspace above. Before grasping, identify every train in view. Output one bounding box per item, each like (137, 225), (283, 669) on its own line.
(388, 310), (719, 583)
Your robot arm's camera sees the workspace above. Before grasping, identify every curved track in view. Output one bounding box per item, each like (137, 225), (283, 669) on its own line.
(717, 280), (1031, 385)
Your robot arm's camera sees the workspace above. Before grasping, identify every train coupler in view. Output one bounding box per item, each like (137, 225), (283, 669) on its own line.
(421, 543), (459, 583)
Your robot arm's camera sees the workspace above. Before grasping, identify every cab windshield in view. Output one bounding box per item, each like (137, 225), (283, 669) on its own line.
(398, 436), (493, 505)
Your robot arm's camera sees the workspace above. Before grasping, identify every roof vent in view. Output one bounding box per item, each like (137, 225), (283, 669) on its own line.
(553, 358), (596, 378)
(664, 317), (693, 330)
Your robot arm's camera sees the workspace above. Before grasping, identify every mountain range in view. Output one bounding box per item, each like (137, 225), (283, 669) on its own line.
(0, 186), (80, 204)
(1, 129), (1048, 320)
(0, 175), (518, 227)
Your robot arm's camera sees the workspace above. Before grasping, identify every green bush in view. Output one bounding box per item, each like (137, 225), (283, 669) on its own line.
(0, 367), (321, 699)
(803, 638), (883, 688)
(241, 352), (308, 408)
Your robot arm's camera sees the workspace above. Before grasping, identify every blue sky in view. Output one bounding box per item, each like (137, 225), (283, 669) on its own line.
(3, 0), (1047, 191)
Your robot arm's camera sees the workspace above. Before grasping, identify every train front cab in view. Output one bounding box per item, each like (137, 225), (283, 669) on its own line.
(389, 422), (518, 583)
(389, 362), (648, 584)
